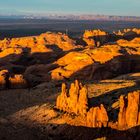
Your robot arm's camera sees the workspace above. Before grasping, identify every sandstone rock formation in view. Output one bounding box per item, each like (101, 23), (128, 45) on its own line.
(83, 29), (107, 38)
(118, 91), (140, 129)
(56, 80), (88, 116)
(56, 80), (109, 128)
(9, 74), (27, 88)
(0, 69), (26, 89)
(113, 28), (140, 37)
(86, 104), (108, 128)
(83, 29), (109, 47)
(40, 32), (81, 51)
(1, 29), (140, 87)
(0, 70), (8, 89)
(51, 38), (140, 81)
(51, 51), (94, 80)
(0, 32), (81, 56)
(117, 37), (140, 48)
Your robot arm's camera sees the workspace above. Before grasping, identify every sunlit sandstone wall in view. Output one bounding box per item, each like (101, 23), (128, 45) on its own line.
(56, 80), (108, 128)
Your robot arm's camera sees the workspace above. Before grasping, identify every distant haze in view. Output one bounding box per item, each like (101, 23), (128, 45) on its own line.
(0, 0), (140, 16)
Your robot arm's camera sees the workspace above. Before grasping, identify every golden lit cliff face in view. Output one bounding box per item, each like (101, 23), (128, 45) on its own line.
(55, 80), (140, 130)
(0, 32), (80, 58)
(82, 29), (108, 47)
(113, 28), (140, 36)
(1, 29), (140, 139)
(83, 29), (107, 38)
(0, 70), (27, 89)
(1, 29), (140, 87)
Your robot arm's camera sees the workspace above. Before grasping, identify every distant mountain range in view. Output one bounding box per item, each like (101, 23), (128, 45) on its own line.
(0, 14), (140, 21)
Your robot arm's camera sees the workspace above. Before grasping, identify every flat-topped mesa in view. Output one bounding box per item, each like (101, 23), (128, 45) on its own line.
(56, 80), (89, 116)
(118, 91), (140, 129)
(86, 104), (108, 128)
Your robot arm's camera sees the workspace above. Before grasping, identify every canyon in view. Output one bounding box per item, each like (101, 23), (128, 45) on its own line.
(0, 28), (140, 140)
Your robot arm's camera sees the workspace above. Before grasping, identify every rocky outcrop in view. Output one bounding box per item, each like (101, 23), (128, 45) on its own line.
(83, 29), (109, 47)
(117, 37), (140, 49)
(83, 29), (108, 38)
(40, 32), (81, 51)
(113, 28), (140, 36)
(0, 70), (27, 89)
(0, 32), (81, 56)
(86, 104), (108, 128)
(51, 52), (94, 80)
(118, 91), (140, 129)
(0, 70), (8, 89)
(9, 75), (27, 88)
(56, 80), (88, 116)
(56, 80), (109, 128)
(51, 40), (140, 81)
(1, 29), (140, 86)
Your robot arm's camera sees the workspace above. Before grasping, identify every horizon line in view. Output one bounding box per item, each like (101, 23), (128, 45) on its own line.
(0, 13), (140, 18)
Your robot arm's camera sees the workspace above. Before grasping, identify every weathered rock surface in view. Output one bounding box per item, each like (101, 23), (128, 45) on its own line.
(51, 42), (140, 81)
(113, 28), (140, 37)
(0, 69), (27, 89)
(56, 80), (109, 128)
(118, 91), (140, 129)
(0, 69), (8, 89)
(83, 29), (109, 47)
(0, 32), (81, 56)
(9, 74), (27, 88)
(1, 29), (140, 86)
(56, 80), (88, 116)
(86, 104), (108, 128)
(1, 29), (140, 88)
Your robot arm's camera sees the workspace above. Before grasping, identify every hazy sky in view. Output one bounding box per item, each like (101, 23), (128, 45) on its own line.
(0, 0), (140, 16)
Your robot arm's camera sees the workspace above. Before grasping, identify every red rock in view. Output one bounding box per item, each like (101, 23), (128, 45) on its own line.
(56, 80), (88, 116)
(9, 74), (27, 89)
(86, 104), (108, 128)
(118, 91), (140, 129)
(118, 95), (126, 128)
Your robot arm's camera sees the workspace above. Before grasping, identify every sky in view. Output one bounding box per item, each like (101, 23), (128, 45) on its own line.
(0, 0), (140, 16)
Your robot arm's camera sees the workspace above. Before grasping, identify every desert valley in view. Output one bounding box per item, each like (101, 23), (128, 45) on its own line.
(0, 27), (140, 139)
